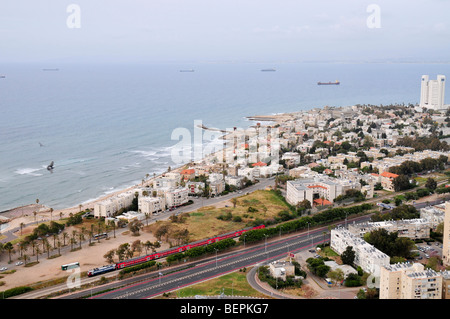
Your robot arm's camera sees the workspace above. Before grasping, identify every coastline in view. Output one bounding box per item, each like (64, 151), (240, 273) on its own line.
(0, 111), (286, 236)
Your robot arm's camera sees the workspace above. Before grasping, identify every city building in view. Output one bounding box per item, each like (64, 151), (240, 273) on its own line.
(347, 218), (431, 240)
(419, 75), (447, 111)
(138, 196), (166, 215)
(286, 176), (359, 206)
(380, 262), (442, 299)
(269, 260), (295, 281)
(93, 191), (135, 218)
(164, 187), (189, 208)
(331, 227), (390, 275)
(380, 171), (399, 192)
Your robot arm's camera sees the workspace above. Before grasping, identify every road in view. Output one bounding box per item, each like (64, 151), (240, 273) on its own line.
(56, 214), (371, 299)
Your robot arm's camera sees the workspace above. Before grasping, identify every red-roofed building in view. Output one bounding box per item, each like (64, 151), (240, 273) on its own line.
(181, 169), (196, 181)
(380, 171), (399, 191)
(252, 161), (267, 167)
(314, 198), (332, 206)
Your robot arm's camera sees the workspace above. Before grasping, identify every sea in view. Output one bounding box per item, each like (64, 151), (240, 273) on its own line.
(0, 62), (449, 212)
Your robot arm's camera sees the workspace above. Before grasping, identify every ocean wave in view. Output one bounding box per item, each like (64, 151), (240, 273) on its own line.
(14, 167), (43, 176)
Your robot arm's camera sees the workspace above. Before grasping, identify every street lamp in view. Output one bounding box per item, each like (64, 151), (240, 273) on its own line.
(264, 234), (268, 254)
(215, 248), (218, 268)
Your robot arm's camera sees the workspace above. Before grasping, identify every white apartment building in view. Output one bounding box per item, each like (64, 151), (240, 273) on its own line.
(138, 196), (166, 215)
(185, 181), (205, 195)
(420, 205), (446, 229)
(380, 262), (442, 299)
(286, 175), (359, 206)
(224, 175), (244, 189)
(420, 75), (447, 111)
(153, 172), (181, 188)
(165, 187), (189, 208)
(286, 177), (341, 206)
(347, 218), (431, 240)
(331, 227), (390, 275)
(93, 191), (135, 218)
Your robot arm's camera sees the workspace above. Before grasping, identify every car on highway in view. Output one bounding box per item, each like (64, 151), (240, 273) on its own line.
(0, 267), (7, 271)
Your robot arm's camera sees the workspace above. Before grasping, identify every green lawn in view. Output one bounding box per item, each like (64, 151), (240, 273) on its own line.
(175, 269), (267, 298)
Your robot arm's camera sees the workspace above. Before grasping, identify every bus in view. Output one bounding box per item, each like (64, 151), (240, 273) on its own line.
(93, 232), (108, 240)
(61, 262), (80, 271)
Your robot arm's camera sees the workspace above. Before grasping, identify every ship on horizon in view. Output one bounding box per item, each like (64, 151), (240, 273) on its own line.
(0, 75), (5, 78)
(261, 68), (276, 72)
(179, 69), (194, 72)
(42, 68), (59, 71)
(317, 80), (340, 85)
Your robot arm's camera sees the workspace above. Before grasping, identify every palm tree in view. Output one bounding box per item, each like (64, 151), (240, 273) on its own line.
(52, 234), (58, 248)
(45, 241), (52, 258)
(71, 230), (78, 249)
(23, 254), (29, 266)
(50, 207), (54, 221)
(78, 232), (84, 249)
(231, 197), (238, 208)
(35, 246), (41, 262)
(30, 240), (37, 255)
(62, 232), (69, 246)
(33, 211), (37, 224)
(19, 241), (28, 258)
(20, 222), (25, 236)
(4, 242), (14, 263)
(57, 239), (62, 255)
(108, 220), (116, 238)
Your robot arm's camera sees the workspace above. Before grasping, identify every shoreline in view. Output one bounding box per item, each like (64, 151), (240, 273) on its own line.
(0, 111), (288, 233)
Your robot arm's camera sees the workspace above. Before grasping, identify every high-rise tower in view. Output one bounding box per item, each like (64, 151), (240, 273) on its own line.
(420, 75), (446, 111)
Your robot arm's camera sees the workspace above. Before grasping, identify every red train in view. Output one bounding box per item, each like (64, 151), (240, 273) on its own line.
(88, 224), (265, 277)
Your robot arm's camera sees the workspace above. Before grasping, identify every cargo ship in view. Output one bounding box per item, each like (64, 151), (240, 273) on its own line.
(261, 68), (276, 72)
(179, 69), (194, 72)
(0, 75), (5, 78)
(318, 80), (340, 85)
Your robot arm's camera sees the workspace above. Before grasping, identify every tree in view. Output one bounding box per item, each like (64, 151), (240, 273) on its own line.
(341, 246), (355, 265)
(425, 178), (437, 191)
(129, 220), (143, 236)
(393, 175), (413, 192)
(4, 242), (14, 263)
(230, 197), (238, 208)
(104, 249), (116, 264)
(327, 268), (344, 286)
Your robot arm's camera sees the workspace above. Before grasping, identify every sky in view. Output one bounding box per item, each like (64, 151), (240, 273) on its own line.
(0, 0), (449, 64)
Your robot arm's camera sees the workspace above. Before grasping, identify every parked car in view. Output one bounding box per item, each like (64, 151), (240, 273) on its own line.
(0, 267), (7, 271)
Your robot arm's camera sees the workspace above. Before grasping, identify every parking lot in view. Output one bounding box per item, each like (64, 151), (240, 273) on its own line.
(414, 241), (442, 261)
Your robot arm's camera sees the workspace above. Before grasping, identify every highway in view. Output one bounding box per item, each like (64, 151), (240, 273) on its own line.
(58, 214), (371, 299)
